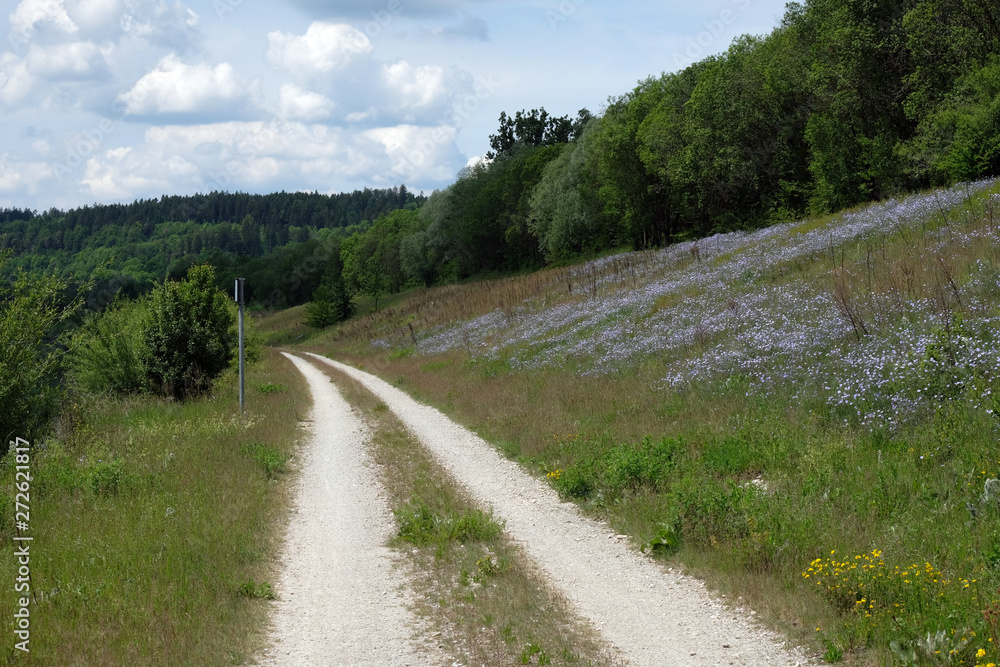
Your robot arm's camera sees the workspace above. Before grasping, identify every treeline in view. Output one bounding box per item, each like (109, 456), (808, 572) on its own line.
(333, 0), (1000, 307)
(0, 187), (421, 251)
(0, 186), (424, 310)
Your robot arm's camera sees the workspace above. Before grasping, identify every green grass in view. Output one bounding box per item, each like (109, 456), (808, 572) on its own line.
(0, 347), (307, 665)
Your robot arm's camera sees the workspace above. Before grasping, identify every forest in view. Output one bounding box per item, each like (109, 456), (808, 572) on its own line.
(0, 187), (423, 310)
(2, 0), (999, 319)
(326, 0), (1000, 317)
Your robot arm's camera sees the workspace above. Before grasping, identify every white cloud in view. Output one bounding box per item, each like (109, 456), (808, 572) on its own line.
(116, 0), (199, 48)
(277, 83), (334, 121)
(0, 152), (57, 196)
(266, 22), (371, 76)
(26, 40), (108, 79)
(75, 120), (463, 200)
(9, 0), (78, 38)
(382, 60), (448, 109)
(118, 54), (249, 116)
(0, 53), (33, 106)
(365, 123), (460, 181)
(346, 107), (377, 123)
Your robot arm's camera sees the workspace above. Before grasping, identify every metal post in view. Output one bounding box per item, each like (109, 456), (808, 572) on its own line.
(236, 278), (245, 414)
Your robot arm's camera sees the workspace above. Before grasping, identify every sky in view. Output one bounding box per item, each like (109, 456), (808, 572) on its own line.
(0, 0), (791, 212)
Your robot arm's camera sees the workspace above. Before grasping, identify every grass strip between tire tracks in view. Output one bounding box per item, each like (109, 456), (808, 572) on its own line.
(312, 358), (622, 667)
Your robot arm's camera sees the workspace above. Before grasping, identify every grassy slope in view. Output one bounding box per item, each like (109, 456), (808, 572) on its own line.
(280, 180), (1000, 666)
(0, 348), (306, 665)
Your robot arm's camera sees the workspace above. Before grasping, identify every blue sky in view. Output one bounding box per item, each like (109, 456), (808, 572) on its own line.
(0, 0), (791, 211)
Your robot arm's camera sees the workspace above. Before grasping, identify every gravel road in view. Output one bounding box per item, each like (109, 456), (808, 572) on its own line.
(259, 353), (444, 666)
(306, 352), (817, 667)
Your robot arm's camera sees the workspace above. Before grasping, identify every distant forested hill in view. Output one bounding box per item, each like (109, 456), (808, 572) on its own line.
(0, 187), (424, 309)
(3, 0), (998, 318)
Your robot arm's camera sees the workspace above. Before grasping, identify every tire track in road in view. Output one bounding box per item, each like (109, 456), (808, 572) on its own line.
(260, 353), (444, 666)
(306, 352), (817, 667)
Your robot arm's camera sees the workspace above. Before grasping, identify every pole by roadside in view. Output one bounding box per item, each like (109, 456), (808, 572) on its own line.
(236, 277), (245, 414)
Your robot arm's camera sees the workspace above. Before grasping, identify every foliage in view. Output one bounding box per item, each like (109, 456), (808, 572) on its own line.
(395, 500), (504, 547)
(0, 252), (85, 444)
(341, 209), (420, 309)
(142, 264), (239, 400)
(906, 56), (1000, 183)
(304, 269), (354, 328)
(528, 120), (609, 261)
(70, 297), (149, 395)
(486, 108), (590, 160)
(0, 187), (423, 310)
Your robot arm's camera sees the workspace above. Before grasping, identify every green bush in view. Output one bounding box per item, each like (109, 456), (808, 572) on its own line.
(304, 277), (354, 328)
(0, 254), (85, 444)
(88, 457), (125, 496)
(142, 264), (238, 400)
(554, 464), (596, 499)
(70, 298), (149, 395)
(602, 436), (679, 495)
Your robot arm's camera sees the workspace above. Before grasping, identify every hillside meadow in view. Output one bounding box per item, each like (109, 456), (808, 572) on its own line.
(282, 179), (1000, 665)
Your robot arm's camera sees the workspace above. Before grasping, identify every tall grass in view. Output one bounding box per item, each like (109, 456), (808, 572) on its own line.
(0, 347), (306, 665)
(297, 179), (1000, 665)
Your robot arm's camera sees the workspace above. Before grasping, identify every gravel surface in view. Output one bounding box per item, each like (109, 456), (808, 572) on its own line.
(259, 353), (445, 666)
(307, 352), (819, 667)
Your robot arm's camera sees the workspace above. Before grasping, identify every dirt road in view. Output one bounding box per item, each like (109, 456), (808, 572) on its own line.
(306, 352), (815, 667)
(259, 353), (444, 666)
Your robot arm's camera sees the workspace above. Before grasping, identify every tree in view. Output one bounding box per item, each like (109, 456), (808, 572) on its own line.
(529, 120), (609, 261)
(486, 108), (582, 159)
(304, 269), (354, 328)
(905, 56), (1000, 182)
(142, 264), (237, 400)
(70, 297), (149, 395)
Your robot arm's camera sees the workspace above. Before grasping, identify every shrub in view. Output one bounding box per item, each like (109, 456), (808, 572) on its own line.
(142, 264), (237, 400)
(602, 435), (679, 495)
(70, 298), (149, 395)
(554, 464), (596, 499)
(304, 276), (354, 329)
(0, 255), (85, 445)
